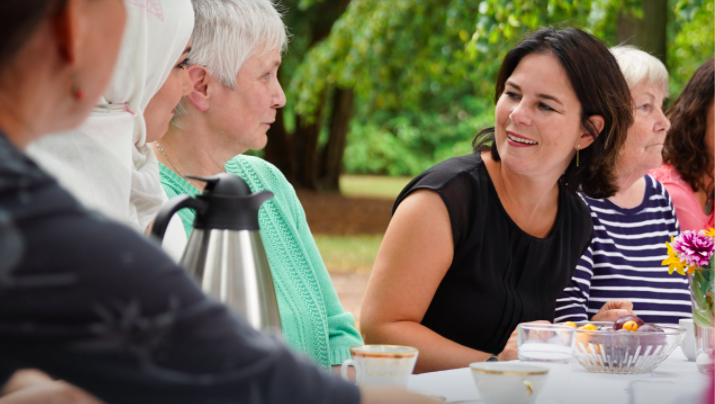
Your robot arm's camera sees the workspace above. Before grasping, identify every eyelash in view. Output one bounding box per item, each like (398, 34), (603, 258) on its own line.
(505, 91), (555, 112)
(539, 103), (554, 112)
(177, 58), (190, 69)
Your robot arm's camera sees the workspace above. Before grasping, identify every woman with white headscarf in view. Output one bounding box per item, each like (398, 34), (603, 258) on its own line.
(26, 0), (194, 234)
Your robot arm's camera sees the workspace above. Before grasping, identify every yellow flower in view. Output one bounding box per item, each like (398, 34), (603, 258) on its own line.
(705, 228), (715, 238)
(663, 237), (687, 276)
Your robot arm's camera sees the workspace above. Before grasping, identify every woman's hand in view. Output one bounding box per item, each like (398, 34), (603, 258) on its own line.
(497, 320), (551, 362)
(0, 381), (105, 404)
(0, 370), (53, 396)
(591, 300), (634, 322)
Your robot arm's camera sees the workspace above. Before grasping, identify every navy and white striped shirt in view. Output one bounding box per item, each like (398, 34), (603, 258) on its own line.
(555, 175), (692, 324)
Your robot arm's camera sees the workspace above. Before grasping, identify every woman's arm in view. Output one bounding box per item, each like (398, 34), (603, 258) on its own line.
(361, 190), (492, 373)
(554, 248), (594, 323)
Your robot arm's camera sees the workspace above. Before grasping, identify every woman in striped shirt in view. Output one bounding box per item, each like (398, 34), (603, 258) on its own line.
(555, 46), (692, 325)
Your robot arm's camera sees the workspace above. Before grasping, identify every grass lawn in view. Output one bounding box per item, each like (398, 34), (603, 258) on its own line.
(314, 234), (384, 273)
(315, 235), (384, 323)
(339, 175), (412, 200)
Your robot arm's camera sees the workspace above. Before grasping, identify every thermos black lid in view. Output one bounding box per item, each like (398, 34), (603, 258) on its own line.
(188, 173), (273, 231)
(151, 173), (274, 240)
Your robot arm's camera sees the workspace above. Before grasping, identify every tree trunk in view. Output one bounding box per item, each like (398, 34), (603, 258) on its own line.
(318, 88), (355, 191)
(293, 114), (321, 189)
(617, 0), (668, 65)
(641, 0), (668, 64)
(264, 110), (294, 182)
(264, 0), (353, 191)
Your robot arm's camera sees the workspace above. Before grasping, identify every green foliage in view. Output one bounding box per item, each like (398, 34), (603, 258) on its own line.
(668, 0), (714, 95)
(344, 97), (494, 176)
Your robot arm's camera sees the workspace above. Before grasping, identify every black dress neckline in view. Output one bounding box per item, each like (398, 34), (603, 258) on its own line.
(480, 161), (564, 243)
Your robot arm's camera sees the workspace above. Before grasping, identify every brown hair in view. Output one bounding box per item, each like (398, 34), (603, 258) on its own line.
(0, 0), (66, 74)
(473, 27), (633, 199)
(662, 59), (715, 194)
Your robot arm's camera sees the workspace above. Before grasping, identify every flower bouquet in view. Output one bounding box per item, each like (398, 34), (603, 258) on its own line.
(663, 228), (714, 328)
(663, 228), (714, 373)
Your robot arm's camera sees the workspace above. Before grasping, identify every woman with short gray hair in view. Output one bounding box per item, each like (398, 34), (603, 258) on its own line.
(150, 0), (364, 371)
(556, 46), (691, 324)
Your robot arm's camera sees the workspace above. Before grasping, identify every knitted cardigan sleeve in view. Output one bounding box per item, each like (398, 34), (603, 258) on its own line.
(265, 164), (364, 365)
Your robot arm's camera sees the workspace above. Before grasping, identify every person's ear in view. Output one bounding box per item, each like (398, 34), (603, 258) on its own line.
(578, 115), (605, 150)
(186, 65), (210, 112)
(51, 0), (84, 66)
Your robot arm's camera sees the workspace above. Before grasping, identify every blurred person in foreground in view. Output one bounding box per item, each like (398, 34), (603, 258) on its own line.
(0, 0), (432, 403)
(150, 0), (364, 372)
(555, 46), (691, 325)
(3, 1), (194, 400)
(650, 59), (715, 232)
(26, 0), (193, 236)
(360, 27), (634, 373)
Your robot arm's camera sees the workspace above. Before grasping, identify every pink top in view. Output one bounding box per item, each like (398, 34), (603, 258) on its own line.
(649, 163), (714, 232)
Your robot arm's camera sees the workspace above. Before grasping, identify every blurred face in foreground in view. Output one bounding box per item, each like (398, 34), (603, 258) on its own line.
(617, 81), (670, 179)
(63, 0), (127, 132)
(493, 52), (595, 179)
(8, 0), (127, 142)
(208, 46), (286, 152)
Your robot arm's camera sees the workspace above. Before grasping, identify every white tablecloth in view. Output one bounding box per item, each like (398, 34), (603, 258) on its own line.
(407, 347), (711, 403)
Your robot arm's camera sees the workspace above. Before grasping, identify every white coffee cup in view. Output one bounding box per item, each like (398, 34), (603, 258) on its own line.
(679, 318), (696, 361)
(341, 345), (418, 387)
(470, 362), (549, 404)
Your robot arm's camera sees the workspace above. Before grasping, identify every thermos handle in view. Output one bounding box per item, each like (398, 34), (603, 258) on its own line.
(150, 195), (207, 241)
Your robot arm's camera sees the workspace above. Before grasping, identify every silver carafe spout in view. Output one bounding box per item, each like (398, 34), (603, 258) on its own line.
(151, 174), (282, 335)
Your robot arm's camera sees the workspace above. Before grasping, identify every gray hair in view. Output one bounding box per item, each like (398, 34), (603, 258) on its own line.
(610, 45), (669, 96)
(173, 0), (288, 126)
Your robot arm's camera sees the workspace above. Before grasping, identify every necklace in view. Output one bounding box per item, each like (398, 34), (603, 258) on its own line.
(154, 141), (184, 178)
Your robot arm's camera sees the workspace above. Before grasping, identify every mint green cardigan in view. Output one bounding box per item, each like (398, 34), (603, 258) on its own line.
(159, 155), (363, 369)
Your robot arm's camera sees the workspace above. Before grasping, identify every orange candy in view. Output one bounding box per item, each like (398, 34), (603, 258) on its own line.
(563, 322), (577, 328)
(579, 323), (597, 331)
(622, 320), (639, 332)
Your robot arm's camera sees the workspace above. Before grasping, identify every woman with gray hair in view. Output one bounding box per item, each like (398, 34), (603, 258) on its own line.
(150, 0), (364, 371)
(555, 46), (691, 324)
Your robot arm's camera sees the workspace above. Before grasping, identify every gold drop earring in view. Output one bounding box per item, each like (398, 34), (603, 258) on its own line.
(576, 144), (580, 167)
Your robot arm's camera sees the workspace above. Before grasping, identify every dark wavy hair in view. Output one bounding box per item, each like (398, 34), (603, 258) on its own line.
(472, 28), (633, 199)
(662, 59), (715, 195)
(0, 0), (66, 74)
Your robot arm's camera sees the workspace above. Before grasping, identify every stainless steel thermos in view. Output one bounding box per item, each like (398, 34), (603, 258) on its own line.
(151, 173), (282, 334)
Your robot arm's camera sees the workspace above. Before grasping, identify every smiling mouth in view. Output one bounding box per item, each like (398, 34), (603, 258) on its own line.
(507, 133), (538, 145)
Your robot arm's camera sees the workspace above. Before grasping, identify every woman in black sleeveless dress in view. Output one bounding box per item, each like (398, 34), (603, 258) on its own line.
(361, 28), (636, 373)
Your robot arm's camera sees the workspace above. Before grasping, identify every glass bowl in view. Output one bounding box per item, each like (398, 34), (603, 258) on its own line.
(568, 321), (686, 374)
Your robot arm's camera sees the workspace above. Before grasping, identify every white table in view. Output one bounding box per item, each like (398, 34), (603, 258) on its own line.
(407, 348), (711, 403)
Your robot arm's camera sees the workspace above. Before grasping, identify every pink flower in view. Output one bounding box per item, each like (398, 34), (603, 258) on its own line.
(671, 230), (715, 268)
